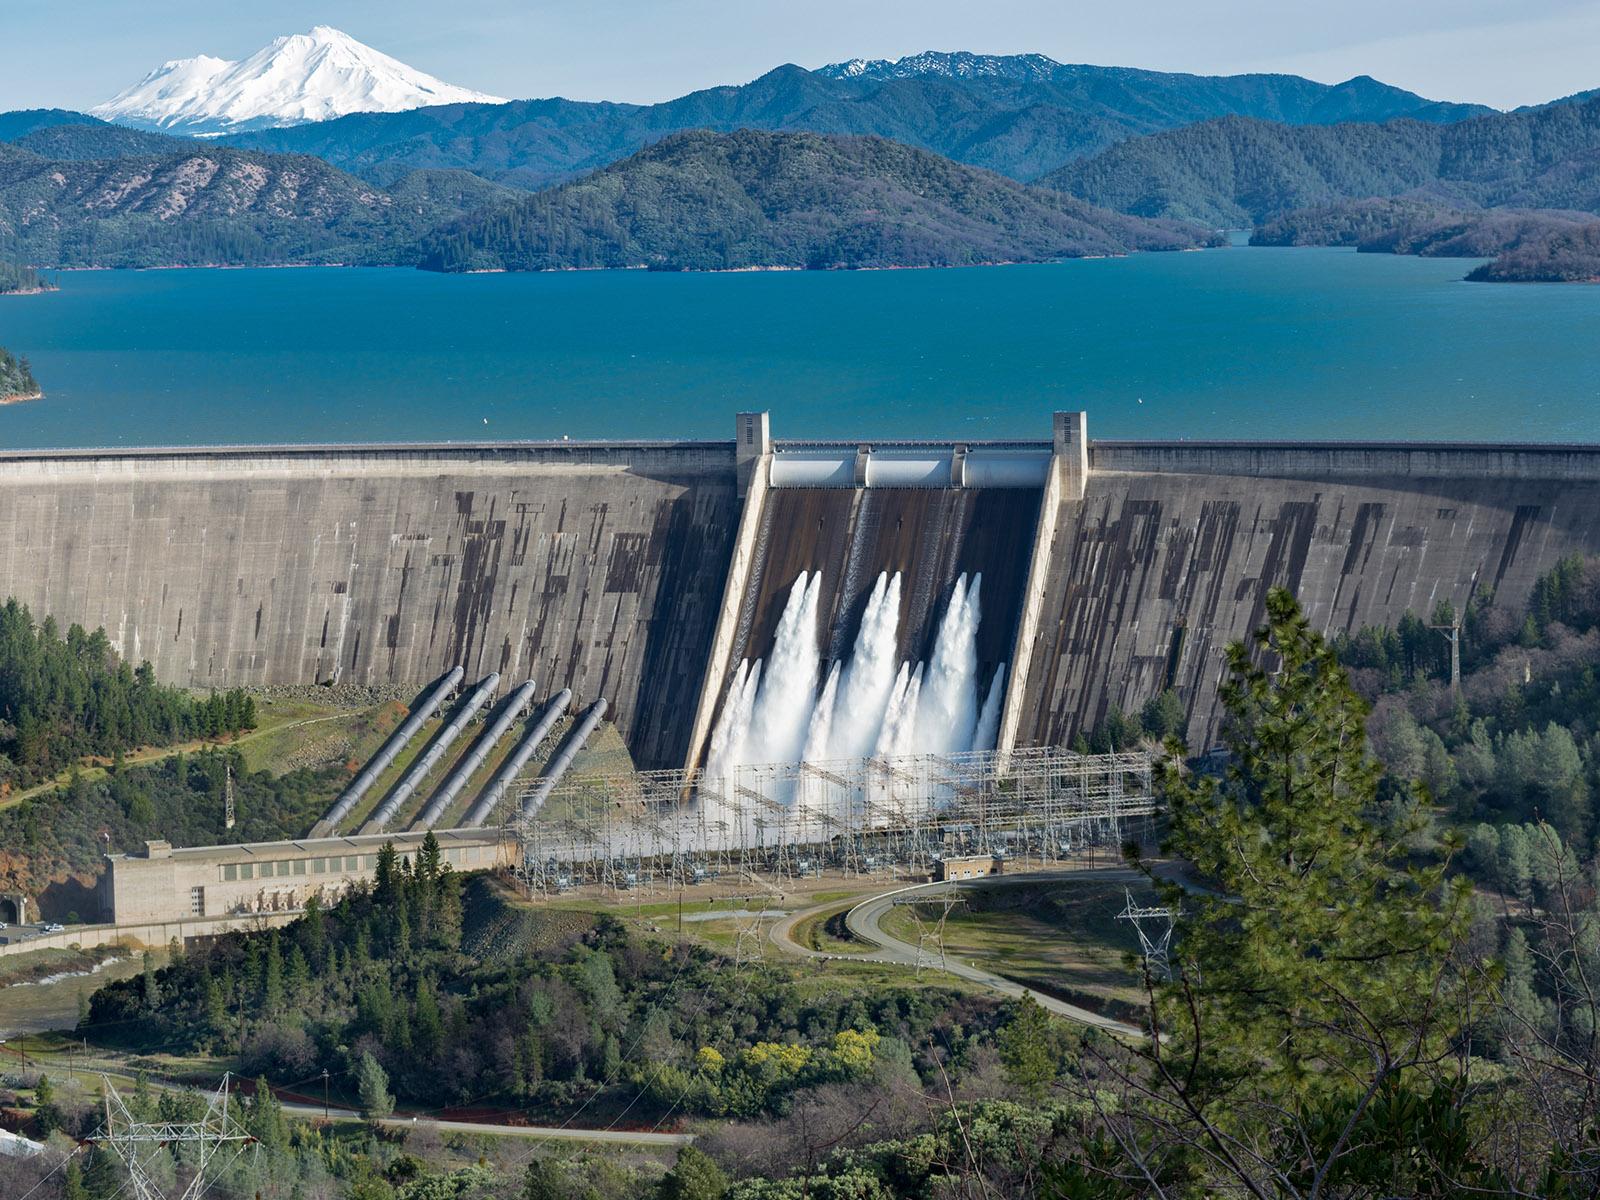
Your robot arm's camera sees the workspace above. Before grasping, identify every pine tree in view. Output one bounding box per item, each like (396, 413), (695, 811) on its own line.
(656, 1146), (729, 1200)
(1092, 589), (1492, 1194)
(63, 1159), (89, 1200)
(996, 994), (1059, 1097)
(355, 1051), (393, 1119)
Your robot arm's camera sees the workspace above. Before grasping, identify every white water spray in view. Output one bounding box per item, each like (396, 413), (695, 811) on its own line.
(743, 571), (823, 768)
(702, 569), (1007, 805)
(973, 663), (1006, 753)
(912, 573), (982, 756)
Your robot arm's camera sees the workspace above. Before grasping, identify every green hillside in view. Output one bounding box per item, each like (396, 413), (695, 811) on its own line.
(0, 141), (520, 268)
(418, 128), (1216, 273)
(1044, 95), (1600, 225)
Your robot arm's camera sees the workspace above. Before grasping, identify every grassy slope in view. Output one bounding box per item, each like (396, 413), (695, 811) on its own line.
(883, 879), (1153, 1017)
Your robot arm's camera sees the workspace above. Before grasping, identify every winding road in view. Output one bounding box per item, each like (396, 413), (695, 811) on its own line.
(770, 867), (1147, 1039)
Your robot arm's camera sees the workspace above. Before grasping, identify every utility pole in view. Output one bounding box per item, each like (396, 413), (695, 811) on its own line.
(224, 762), (236, 832)
(321, 1069), (330, 1121)
(1431, 613), (1462, 693)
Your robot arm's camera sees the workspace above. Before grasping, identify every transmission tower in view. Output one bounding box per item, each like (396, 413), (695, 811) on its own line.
(94, 1073), (255, 1200)
(732, 902), (770, 970)
(1116, 889), (1178, 981)
(903, 886), (964, 975)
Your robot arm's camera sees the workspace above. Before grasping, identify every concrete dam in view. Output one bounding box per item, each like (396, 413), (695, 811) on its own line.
(4, 415), (1600, 773)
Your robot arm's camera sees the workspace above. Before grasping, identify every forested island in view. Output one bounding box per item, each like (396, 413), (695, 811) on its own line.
(0, 345), (40, 402)
(0, 260), (54, 294)
(1252, 200), (1600, 282)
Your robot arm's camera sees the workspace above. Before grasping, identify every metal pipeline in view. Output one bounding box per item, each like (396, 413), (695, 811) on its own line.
(365, 672), (500, 832)
(518, 697), (608, 822)
(319, 665), (464, 832)
(459, 689), (572, 827)
(410, 679), (538, 829)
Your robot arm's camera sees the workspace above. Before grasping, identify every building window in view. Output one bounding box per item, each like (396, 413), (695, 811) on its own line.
(223, 864), (237, 882)
(345, 856), (359, 871)
(190, 886), (205, 916)
(312, 857), (325, 874)
(292, 859), (306, 876)
(240, 864), (254, 880)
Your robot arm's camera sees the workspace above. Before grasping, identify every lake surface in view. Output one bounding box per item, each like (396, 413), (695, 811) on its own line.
(1, 247), (1597, 447)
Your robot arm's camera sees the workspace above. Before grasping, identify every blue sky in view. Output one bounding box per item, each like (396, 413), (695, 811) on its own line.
(4, 0), (1596, 112)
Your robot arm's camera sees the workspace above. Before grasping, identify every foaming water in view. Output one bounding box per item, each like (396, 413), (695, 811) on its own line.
(704, 569), (1005, 815)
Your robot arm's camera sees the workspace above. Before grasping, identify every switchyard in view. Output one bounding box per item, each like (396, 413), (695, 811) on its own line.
(508, 745), (1155, 895)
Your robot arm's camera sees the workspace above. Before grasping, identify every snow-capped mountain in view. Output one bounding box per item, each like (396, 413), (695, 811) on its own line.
(90, 26), (507, 135)
(817, 51), (1067, 83)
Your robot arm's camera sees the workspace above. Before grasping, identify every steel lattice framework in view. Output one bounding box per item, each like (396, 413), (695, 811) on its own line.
(511, 746), (1153, 893)
(94, 1073), (255, 1200)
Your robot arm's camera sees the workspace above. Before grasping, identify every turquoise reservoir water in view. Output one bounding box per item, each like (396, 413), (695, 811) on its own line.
(0, 247), (1596, 447)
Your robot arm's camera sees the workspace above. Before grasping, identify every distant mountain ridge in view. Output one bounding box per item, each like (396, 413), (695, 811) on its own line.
(89, 26), (506, 134)
(416, 129), (1217, 273)
(818, 51), (1067, 82)
(218, 56), (1491, 191)
(0, 138), (520, 268)
(1043, 95), (1600, 225)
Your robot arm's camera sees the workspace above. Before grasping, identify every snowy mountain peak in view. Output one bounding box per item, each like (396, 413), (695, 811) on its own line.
(89, 27), (507, 135)
(817, 51), (1066, 83)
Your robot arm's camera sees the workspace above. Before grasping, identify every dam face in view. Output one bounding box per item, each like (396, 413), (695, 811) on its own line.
(0, 443), (737, 769)
(6, 421), (1600, 771)
(1017, 441), (1600, 750)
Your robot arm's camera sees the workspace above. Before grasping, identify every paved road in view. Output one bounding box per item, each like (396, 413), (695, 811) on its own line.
(770, 868), (1146, 1039)
(0, 1043), (691, 1147)
(280, 1100), (692, 1146)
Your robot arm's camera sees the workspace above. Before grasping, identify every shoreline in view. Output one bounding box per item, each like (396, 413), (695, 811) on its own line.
(0, 391), (43, 406)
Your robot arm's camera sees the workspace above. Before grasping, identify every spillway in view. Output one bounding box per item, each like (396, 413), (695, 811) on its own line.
(699, 465), (1042, 785)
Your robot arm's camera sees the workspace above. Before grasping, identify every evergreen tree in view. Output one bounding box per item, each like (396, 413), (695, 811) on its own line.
(657, 1146), (729, 1200)
(33, 1073), (60, 1134)
(521, 1159), (567, 1200)
(995, 995), (1059, 1097)
(1086, 589), (1491, 1194)
(63, 1158), (89, 1200)
(355, 1051), (394, 1119)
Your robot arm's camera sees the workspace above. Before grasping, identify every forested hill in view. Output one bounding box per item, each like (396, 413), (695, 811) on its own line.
(225, 58), (1486, 189)
(1042, 94), (1600, 226)
(1252, 200), (1600, 283)
(0, 140), (521, 267)
(416, 129), (1216, 273)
